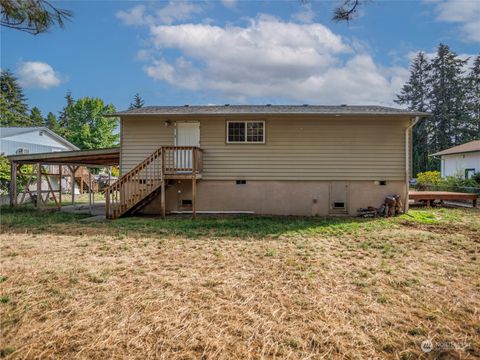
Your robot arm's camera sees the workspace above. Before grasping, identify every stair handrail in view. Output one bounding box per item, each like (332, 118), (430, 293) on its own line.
(105, 146), (203, 219)
(105, 146), (164, 218)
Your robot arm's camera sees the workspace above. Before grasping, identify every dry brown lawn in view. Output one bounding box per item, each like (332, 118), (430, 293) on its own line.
(0, 208), (479, 359)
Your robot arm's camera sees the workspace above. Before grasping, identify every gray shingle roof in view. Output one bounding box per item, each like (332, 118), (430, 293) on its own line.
(431, 140), (480, 156)
(111, 105), (430, 117)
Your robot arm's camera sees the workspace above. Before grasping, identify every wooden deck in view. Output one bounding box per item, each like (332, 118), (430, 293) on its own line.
(409, 191), (478, 208)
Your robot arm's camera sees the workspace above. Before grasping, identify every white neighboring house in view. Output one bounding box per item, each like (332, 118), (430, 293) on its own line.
(432, 140), (480, 179)
(0, 127), (78, 155)
(0, 127), (80, 202)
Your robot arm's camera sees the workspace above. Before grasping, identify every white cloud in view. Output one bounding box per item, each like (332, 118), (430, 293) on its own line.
(292, 5), (316, 23)
(17, 61), (62, 89)
(116, 1), (202, 26)
(121, 11), (408, 104)
(116, 5), (146, 26)
(221, 0), (237, 8)
(431, 0), (480, 42)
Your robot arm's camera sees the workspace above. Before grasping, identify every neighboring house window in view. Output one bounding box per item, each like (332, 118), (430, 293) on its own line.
(465, 168), (475, 179)
(227, 121), (265, 143)
(16, 148), (29, 154)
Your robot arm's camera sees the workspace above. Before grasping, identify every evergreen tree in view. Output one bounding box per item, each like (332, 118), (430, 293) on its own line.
(428, 44), (469, 154)
(0, 69), (30, 126)
(29, 106), (43, 126)
(57, 91), (75, 136)
(396, 52), (432, 175)
(1, 0), (72, 35)
(65, 97), (119, 150)
(129, 93), (145, 109)
(396, 44), (475, 175)
(45, 112), (60, 132)
(465, 56), (480, 140)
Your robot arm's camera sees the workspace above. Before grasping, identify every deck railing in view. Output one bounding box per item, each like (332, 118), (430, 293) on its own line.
(105, 146), (202, 219)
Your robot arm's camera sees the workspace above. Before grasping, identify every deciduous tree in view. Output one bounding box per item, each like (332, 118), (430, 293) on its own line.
(64, 97), (119, 150)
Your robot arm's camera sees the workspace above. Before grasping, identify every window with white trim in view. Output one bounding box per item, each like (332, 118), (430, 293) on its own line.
(227, 121), (265, 143)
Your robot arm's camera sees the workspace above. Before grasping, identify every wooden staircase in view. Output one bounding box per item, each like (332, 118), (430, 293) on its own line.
(105, 146), (202, 219)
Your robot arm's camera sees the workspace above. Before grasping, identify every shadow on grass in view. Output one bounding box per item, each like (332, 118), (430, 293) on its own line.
(0, 206), (398, 239)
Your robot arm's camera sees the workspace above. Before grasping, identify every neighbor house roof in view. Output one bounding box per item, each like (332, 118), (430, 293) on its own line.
(0, 127), (79, 150)
(431, 140), (480, 156)
(7, 147), (120, 166)
(111, 105), (430, 117)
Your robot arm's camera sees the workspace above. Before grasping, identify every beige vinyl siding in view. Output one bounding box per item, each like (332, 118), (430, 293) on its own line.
(121, 115), (409, 180)
(121, 116), (174, 173)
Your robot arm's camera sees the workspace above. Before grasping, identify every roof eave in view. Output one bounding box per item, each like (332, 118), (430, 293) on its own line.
(430, 149), (480, 157)
(107, 112), (431, 117)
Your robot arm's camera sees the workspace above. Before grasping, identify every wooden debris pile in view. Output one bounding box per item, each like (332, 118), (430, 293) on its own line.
(357, 194), (403, 218)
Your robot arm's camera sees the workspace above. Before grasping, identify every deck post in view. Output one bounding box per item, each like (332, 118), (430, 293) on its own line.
(192, 149), (197, 220)
(192, 177), (196, 220)
(36, 163), (42, 208)
(161, 180), (166, 219)
(9, 161), (17, 207)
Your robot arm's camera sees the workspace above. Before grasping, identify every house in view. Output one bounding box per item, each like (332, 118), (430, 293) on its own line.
(102, 105), (428, 218)
(0, 127), (93, 201)
(0, 127), (78, 155)
(432, 140), (480, 179)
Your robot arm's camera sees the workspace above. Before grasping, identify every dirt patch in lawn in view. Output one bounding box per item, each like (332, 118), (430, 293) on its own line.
(400, 221), (480, 242)
(1, 209), (479, 359)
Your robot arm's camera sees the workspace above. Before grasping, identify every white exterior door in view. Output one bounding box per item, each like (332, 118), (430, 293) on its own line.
(175, 123), (200, 172)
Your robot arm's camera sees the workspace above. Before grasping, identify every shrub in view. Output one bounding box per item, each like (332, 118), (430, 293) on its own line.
(0, 154), (36, 195)
(416, 170), (479, 193)
(472, 172), (480, 185)
(416, 171), (441, 188)
(443, 173), (478, 192)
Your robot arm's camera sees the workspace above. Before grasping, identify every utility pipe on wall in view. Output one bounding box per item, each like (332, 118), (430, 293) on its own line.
(405, 116), (420, 213)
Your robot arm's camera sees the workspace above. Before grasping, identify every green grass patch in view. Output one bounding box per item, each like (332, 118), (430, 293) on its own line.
(0, 207), (89, 230)
(1, 206), (477, 240)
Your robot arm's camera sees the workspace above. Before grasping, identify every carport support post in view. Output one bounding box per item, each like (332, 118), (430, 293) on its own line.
(69, 166), (79, 207)
(36, 163), (42, 208)
(58, 165), (62, 209)
(9, 161), (17, 207)
(88, 171), (92, 215)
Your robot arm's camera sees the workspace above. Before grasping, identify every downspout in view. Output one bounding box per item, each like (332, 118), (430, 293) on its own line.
(404, 116), (420, 213)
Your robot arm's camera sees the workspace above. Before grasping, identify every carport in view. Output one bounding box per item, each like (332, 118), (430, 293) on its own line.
(7, 148), (120, 215)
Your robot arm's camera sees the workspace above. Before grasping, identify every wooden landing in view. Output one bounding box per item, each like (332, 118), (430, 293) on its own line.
(409, 191), (478, 207)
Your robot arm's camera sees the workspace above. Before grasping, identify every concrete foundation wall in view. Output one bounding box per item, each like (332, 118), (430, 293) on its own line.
(140, 180), (406, 216)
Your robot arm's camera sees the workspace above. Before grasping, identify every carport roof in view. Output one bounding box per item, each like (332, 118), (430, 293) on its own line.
(7, 147), (120, 167)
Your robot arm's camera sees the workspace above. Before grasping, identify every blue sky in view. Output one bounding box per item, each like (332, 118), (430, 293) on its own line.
(2, 0), (479, 116)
